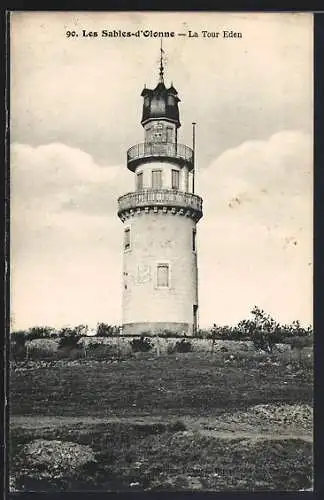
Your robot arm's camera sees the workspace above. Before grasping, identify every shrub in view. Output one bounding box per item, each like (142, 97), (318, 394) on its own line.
(285, 336), (313, 350)
(58, 335), (80, 350)
(10, 342), (26, 362)
(174, 339), (193, 353)
(171, 420), (187, 432)
(55, 347), (85, 360)
(58, 326), (85, 350)
(166, 343), (176, 355)
(26, 326), (56, 341)
(130, 336), (153, 352)
(11, 331), (27, 361)
(11, 331), (27, 347)
(86, 343), (118, 360)
(96, 323), (118, 337)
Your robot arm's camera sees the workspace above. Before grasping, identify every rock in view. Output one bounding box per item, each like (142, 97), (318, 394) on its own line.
(24, 439), (96, 479)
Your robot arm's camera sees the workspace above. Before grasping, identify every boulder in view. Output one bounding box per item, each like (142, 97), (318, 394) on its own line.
(24, 439), (96, 478)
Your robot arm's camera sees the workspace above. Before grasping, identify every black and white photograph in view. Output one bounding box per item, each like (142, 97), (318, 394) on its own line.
(9, 11), (313, 492)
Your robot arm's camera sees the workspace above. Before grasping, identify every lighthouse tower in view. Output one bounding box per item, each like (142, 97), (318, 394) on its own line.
(117, 47), (203, 336)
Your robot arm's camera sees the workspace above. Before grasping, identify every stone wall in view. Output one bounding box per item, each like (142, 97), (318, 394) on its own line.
(24, 336), (294, 357)
(81, 336), (290, 355)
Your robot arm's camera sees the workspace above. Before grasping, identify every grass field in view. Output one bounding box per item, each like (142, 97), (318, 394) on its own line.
(9, 351), (313, 491)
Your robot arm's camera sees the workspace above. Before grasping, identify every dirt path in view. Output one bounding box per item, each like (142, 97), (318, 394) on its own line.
(197, 430), (312, 442)
(10, 415), (312, 443)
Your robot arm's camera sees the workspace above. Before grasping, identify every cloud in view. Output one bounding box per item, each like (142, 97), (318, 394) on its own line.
(10, 129), (312, 330)
(10, 12), (312, 165)
(197, 130), (312, 326)
(10, 143), (132, 329)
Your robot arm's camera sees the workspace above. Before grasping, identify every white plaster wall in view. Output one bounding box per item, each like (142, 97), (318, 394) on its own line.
(134, 161), (189, 191)
(122, 211), (198, 326)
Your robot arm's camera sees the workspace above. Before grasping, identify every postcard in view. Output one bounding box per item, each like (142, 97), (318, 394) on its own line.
(9, 11), (313, 492)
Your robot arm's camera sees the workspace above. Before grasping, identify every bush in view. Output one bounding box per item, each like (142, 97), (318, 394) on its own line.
(96, 323), (118, 337)
(251, 330), (273, 352)
(11, 331), (27, 361)
(174, 339), (193, 353)
(130, 336), (153, 352)
(166, 343), (176, 355)
(171, 420), (187, 432)
(10, 342), (26, 362)
(11, 331), (27, 347)
(26, 326), (55, 341)
(58, 326), (84, 350)
(55, 347), (85, 360)
(86, 343), (118, 360)
(285, 336), (313, 350)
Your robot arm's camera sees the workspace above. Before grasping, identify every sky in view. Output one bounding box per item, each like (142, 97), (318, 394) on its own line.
(10, 12), (313, 330)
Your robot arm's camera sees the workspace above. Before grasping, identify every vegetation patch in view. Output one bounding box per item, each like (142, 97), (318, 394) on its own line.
(130, 336), (153, 352)
(10, 422), (312, 491)
(10, 352), (312, 418)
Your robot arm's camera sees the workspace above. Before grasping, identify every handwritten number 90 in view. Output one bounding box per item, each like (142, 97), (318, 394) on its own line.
(66, 31), (77, 38)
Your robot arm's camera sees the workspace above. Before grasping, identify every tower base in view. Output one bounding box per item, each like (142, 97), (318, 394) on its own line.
(122, 322), (193, 337)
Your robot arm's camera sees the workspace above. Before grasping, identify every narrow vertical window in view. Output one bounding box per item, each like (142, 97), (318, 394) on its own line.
(171, 169), (180, 190)
(152, 170), (162, 189)
(124, 228), (130, 251)
(192, 228), (196, 252)
(157, 264), (169, 287)
(137, 172), (143, 191)
(166, 127), (173, 143)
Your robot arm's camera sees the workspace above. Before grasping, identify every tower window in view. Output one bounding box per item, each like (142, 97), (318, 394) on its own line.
(166, 127), (173, 143)
(157, 264), (169, 287)
(124, 228), (130, 251)
(152, 170), (162, 189)
(171, 169), (180, 190)
(137, 172), (143, 191)
(192, 229), (196, 252)
(151, 122), (164, 142)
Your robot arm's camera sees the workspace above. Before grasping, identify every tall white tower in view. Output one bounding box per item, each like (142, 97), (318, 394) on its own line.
(117, 48), (203, 336)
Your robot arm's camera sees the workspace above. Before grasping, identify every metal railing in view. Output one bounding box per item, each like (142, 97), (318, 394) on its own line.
(127, 142), (194, 170)
(118, 189), (203, 216)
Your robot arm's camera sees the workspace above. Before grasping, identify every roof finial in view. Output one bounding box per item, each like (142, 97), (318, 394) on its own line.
(159, 38), (164, 83)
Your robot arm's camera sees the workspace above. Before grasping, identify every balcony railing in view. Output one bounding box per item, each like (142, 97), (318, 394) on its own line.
(127, 142), (194, 171)
(118, 189), (203, 220)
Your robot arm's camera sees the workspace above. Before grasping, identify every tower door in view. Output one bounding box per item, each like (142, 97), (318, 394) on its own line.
(193, 305), (198, 335)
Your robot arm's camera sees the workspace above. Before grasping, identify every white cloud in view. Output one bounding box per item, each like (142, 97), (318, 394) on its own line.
(198, 130), (312, 326)
(10, 142), (132, 330)
(10, 12), (312, 164)
(10, 129), (312, 330)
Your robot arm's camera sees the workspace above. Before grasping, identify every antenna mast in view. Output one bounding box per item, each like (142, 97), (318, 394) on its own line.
(159, 39), (164, 82)
(192, 122), (196, 194)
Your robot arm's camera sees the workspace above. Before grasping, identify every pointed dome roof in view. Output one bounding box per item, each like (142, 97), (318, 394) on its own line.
(140, 44), (181, 127)
(168, 83), (178, 95)
(141, 80), (181, 127)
